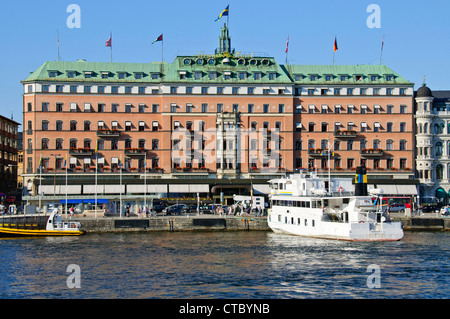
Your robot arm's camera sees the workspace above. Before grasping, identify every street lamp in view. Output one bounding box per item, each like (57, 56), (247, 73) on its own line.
(51, 154), (61, 196)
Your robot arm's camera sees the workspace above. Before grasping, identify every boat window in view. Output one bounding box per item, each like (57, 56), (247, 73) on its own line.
(305, 219), (308, 226)
(306, 202), (310, 208)
(298, 218), (301, 225)
(312, 220), (315, 227)
(291, 217), (294, 224)
(272, 183), (278, 190)
(285, 217), (288, 223)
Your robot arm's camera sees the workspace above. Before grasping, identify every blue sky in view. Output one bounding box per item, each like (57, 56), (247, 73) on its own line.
(0, 0), (449, 126)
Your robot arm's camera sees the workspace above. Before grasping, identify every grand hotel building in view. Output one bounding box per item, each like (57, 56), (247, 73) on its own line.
(22, 25), (418, 206)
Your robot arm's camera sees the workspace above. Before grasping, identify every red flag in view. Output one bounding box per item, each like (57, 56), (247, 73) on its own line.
(333, 37), (338, 52)
(105, 37), (112, 47)
(285, 36), (289, 53)
(152, 34), (163, 44)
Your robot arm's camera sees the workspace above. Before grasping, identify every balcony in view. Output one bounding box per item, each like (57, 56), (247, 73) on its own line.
(308, 148), (331, 157)
(334, 130), (357, 138)
(124, 148), (147, 156)
(69, 148), (94, 156)
(97, 129), (121, 138)
(360, 149), (384, 157)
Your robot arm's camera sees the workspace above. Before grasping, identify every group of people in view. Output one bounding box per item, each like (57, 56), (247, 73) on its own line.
(215, 204), (265, 217)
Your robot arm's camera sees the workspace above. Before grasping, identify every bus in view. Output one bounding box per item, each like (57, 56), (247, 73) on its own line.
(371, 196), (412, 212)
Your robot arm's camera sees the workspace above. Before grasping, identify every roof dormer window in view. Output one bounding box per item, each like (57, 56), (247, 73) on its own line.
(48, 71), (58, 78)
(118, 72), (127, 79)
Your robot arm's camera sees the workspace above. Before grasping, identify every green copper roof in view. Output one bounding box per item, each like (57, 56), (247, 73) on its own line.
(23, 60), (165, 83)
(23, 60), (412, 86)
(286, 64), (412, 85)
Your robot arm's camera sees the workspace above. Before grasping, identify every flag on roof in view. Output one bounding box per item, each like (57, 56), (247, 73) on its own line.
(152, 34), (163, 44)
(105, 37), (112, 47)
(334, 37), (338, 52)
(215, 5), (229, 22)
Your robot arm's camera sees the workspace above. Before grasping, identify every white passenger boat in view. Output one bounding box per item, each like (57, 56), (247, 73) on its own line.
(267, 167), (404, 241)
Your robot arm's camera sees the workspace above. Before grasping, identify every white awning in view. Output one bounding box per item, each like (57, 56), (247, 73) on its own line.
(152, 121), (158, 127)
(70, 102), (77, 110)
(253, 184), (271, 195)
(70, 158), (77, 164)
(321, 105), (328, 109)
(97, 157), (105, 164)
(111, 121), (118, 127)
(348, 104), (355, 108)
(296, 122), (303, 128)
(374, 104), (381, 108)
(125, 121), (132, 126)
(335, 122), (341, 126)
(374, 122), (381, 127)
(111, 157), (119, 164)
(335, 104), (342, 108)
(169, 184), (190, 193)
(84, 103), (91, 110)
(296, 105), (302, 109)
(361, 105), (367, 108)
(83, 158), (91, 164)
(308, 105), (315, 109)
(396, 185), (418, 195)
(139, 121), (145, 126)
(361, 122), (367, 127)
(98, 121), (105, 127)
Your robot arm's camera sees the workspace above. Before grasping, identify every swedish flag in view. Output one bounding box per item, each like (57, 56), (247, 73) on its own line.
(215, 5), (229, 22)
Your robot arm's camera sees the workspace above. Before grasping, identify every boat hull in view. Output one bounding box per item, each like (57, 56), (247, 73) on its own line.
(268, 220), (403, 242)
(0, 227), (85, 237)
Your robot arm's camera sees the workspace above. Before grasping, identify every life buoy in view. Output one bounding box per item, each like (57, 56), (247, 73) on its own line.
(359, 221), (364, 223)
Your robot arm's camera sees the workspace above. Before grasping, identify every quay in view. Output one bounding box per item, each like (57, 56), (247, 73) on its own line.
(72, 214), (270, 233)
(65, 213), (449, 233)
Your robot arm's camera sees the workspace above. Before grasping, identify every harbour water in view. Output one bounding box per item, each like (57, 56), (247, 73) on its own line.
(0, 231), (448, 299)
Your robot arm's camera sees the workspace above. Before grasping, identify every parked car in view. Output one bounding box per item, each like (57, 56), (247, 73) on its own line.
(199, 204), (215, 214)
(162, 204), (186, 216)
(388, 203), (407, 213)
(181, 204), (198, 214)
(421, 204), (442, 213)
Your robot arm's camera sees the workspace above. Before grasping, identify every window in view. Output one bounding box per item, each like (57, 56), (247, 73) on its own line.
(111, 86), (119, 94)
(308, 123), (315, 132)
(360, 88), (367, 95)
(386, 122), (392, 132)
(347, 88), (354, 95)
(84, 86), (91, 93)
(125, 121), (132, 132)
(347, 140), (353, 150)
(268, 73), (276, 80)
(152, 104), (159, 113)
(125, 104), (132, 113)
(111, 139), (118, 150)
(112, 104), (119, 112)
(98, 104), (105, 112)
(386, 88), (393, 95)
(70, 121), (77, 131)
(125, 86), (132, 94)
(253, 72), (261, 80)
(134, 73), (143, 79)
(386, 140), (394, 151)
(41, 138), (49, 150)
(334, 88), (341, 95)
(373, 139), (381, 149)
(373, 88), (380, 95)
(138, 87), (145, 94)
(202, 104), (208, 113)
(42, 102), (49, 112)
(308, 89), (315, 95)
(400, 88), (407, 95)
(151, 73), (159, 79)
(387, 105), (393, 114)
(399, 140), (407, 151)
(279, 104), (284, 113)
(186, 87), (193, 94)
(118, 72), (126, 79)
(152, 139), (159, 150)
(209, 72), (216, 80)
(248, 104), (254, 113)
(202, 87), (208, 94)
(56, 139), (63, 150)
(263, 104), (269, 113)
(56, 103), (63, 112)
(42, 85), (49, 92)
(400, 105), (407, 114)
(56, 121), (63, 131)
(97, 86), (104, 93)
(139, 104), (145, 113)
(321, 123), (328, 132)
(239, 72), (246, 80)
(42, 121), (49, 131)
(152, 121), (159, 132)
(247, 87), (254, 94)
(400, 122), (406, 132)
(217, 87), (224, 94)
(84, 121), (91, 131)
(217, 104), (223, 113)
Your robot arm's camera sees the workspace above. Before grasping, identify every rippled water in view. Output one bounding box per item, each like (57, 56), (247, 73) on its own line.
(0, 231), (448, 299)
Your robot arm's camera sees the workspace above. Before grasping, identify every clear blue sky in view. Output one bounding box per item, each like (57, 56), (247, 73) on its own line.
(1, 0), (449, 127)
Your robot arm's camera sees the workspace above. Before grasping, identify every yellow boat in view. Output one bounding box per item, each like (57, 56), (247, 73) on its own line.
(0, 210), (85, 237)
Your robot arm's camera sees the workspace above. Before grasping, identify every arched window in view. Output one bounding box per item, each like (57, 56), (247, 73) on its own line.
(70, 121), (77, 131)
(373, 139), (381, 149)
(399, 140), (407, 151)
(386, 140), (394, 150)
(424, 123), (428, 133)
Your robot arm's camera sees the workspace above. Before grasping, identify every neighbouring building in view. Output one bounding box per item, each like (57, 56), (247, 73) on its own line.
(0, 114), (20, 197)
(21, 25), (418, 211)
(415, 83), (450, 205)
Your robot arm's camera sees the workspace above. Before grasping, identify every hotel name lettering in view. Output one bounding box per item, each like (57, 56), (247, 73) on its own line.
(197, 52), (254, 59)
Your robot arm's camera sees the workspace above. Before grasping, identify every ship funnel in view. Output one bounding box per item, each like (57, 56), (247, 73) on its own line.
(355, 166), (368, 196)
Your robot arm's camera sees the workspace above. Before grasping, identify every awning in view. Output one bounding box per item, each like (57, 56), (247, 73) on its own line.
(377, 185), (418, 195)
(436, 188), (447, 199)
(253, 184), (271, 195)
(59, 199), (108, 204)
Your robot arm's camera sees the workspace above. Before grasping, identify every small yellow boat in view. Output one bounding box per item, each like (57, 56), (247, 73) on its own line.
(0, 210), (85, 237)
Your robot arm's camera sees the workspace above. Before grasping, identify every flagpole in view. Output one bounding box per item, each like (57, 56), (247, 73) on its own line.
(39, 158), (42, 215)
(144, 152), (147, 212)
(119, 155), (122, 218)
(95, 146), (98, 219)
(65, 156), (68, 219)
(379, 35), (384, 65)
(110, 32), (113, 63)
(57, 29), (60, 61)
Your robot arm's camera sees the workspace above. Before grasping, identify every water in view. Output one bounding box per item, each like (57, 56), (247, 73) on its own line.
(0, 231), (448, 299)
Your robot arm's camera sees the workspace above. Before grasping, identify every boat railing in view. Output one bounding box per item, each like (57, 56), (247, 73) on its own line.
(54, 222), (81, 231)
